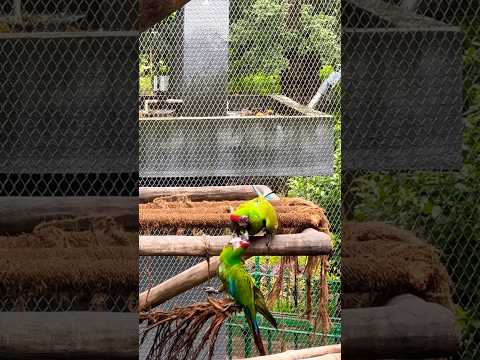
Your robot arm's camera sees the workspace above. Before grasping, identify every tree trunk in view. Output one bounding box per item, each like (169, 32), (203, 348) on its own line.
(287, 0), (302, 30)
(139, 0), (193, 32)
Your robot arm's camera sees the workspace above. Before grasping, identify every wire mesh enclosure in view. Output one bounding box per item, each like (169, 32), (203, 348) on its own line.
(0, 0), (138, 196)
(342, 1), (479, 359)
(0, 0), (139, 320)
(139, 188), (339, 359)
(139, 0), (340, 178)
(139, 0), (341, 358)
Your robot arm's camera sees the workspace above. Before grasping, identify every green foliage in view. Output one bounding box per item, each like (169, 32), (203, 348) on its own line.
(158, 60), (170, 75)
(294, 5), (340, 65)
(230, 0), (290, 78)
(350, 17), (480, 357)
(229, 73), (281, 95)
(139, 53), (152, 95)
(229, 0), (340, 94)
(288, 112), (341, 234)
(319, 64), (335, 81)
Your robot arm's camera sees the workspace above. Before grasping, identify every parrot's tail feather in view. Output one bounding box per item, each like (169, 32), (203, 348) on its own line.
(258, 307), (278, 329)
(251, 185), (261, 196)
(251, 185), (275, 201)
(247, 317), (266, 356)
(254, 286), (278, 329)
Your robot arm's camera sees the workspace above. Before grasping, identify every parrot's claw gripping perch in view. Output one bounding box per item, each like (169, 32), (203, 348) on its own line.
(203, 286), (221, 294)
(266, 233), (273, 248)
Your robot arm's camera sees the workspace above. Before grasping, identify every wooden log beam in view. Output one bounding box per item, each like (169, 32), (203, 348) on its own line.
(305, 355), (341, 360)
(139, 256), (222, 311)
(139, 228), (331, 256)
(239, 344), (341, 360)
(0, 312), (137, 358)
(342, 294), (460, 358)
(139, 185), (278, 203)
(0, 197), (137, 235)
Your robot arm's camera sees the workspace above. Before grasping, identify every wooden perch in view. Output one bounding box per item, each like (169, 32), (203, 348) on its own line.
(139, 229), (331, 310)
(305, 355), (341, 360)
(0, 197), (137, 234)
(342, 294), (460, 358)
(139, 256), (223, 311)
(140, 228), (331, 256)
(239, 344), (341, 360)
(0, 312), (137, 358)
(139, 185), (278, 203)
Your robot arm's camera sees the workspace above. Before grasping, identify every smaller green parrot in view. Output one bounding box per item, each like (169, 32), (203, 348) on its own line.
(217, 237), (277, 355)
(229, 195), (278, 246)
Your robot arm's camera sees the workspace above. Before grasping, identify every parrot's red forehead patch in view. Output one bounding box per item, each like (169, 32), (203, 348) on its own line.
(230, 214), (241, 223)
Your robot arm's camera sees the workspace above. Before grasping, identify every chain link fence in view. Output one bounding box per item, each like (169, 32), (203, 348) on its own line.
(0, 0), (138, 197)
(139, 0), (341, 358)
(0, 0), (138, 313)
(342, 1), (479, 359)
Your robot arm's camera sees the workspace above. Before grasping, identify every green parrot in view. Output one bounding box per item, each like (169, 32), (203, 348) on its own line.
(229, 195), (278, 245)
(217, 237), (277, 356)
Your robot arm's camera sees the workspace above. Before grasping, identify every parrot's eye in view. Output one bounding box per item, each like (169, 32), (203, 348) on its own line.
(239, 216), (249, 227)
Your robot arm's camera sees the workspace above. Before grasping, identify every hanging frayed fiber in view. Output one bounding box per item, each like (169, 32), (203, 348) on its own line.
(266, 255), (331, 343)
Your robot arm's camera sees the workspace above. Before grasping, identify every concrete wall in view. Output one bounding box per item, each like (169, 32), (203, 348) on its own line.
(182, 0), (229, 116)
(140, 113), (334, 178)
(0, 34), (138, 174)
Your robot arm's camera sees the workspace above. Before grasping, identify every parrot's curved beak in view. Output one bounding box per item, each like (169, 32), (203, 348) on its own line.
(239, 239), (250, 249)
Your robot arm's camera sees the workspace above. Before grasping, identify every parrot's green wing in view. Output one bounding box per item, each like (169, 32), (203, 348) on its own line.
(226, 264), (256, 315)
(254, 285), (277, 329)
(257, 197), (278, 234)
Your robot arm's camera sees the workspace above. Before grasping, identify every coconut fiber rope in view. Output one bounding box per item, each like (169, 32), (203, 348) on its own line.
(0, 216), (137, 309)
(343, 221), (454, 310)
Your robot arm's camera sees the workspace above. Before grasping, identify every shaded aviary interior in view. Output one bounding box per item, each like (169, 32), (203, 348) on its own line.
(139, 193), (333, 359)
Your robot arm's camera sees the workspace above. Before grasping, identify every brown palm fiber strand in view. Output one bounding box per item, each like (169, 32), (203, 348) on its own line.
(314, 255), (330, 343)
(140, 298), (240, 360)
(343, 221), (454, 310)
(304, 255), (320, 320)
(267, 256), (287, 307)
